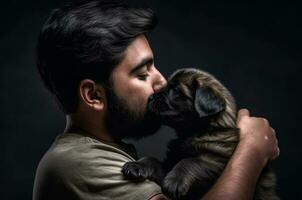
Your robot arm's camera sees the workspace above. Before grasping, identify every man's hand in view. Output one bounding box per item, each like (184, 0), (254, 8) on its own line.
(236, 108), (280, 167)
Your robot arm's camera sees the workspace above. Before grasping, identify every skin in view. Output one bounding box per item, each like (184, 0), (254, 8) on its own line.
(64, 35), (280, 200)
(65, 35), (167, 141)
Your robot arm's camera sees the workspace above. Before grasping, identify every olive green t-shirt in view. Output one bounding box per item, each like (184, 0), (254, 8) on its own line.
(33, 131), (162, 200)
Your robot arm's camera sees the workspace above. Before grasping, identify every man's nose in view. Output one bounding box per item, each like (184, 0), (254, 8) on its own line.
(153, 71), (167, 93)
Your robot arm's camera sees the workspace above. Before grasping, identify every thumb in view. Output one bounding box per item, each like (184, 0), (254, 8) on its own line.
(237, 108), (250, 124)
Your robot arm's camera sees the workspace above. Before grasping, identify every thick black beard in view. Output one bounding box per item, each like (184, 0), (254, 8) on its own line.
(104, 86), (161, 140)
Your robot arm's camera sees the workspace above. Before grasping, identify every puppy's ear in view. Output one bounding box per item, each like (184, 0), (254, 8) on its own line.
(194, 86), (226, 118)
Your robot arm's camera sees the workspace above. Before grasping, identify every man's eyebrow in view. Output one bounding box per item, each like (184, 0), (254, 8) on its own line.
(130, 57), (154, 74)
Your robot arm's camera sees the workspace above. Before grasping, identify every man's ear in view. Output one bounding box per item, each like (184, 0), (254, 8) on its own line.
(194, 86), (226, 118)
(79, 79), (106, 111)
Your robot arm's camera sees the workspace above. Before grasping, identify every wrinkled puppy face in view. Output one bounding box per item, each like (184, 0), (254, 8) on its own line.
(147, 68), (237, 131)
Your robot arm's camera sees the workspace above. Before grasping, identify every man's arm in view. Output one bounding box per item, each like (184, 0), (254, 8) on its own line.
(151, 108), (279, 200)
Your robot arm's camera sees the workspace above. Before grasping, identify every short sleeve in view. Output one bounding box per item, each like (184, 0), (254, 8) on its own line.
(70, 145), (161, 200)
(43, 137), (162, 200)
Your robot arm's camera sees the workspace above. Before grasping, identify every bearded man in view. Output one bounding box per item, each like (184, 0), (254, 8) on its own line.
(33, 1), (279, 200)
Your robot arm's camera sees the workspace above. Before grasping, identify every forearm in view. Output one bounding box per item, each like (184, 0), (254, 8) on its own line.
(200, 142), (266, 200)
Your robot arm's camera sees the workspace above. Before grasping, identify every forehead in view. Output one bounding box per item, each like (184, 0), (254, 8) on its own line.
(116, 35), (153, 72)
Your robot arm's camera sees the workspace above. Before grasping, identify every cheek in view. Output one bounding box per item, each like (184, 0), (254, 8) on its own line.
(114, 77), (154, 109)
(127, 84), (153, 108)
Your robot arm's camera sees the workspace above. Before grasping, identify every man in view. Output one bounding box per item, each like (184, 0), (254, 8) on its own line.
(33, 1), (279, 200)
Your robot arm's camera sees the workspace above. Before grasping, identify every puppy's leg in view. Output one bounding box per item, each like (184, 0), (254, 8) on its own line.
(122, 157), (165, 185)
(162, 157), (221, 200)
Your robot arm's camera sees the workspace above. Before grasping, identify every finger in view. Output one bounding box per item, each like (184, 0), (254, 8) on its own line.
(271, 128), (278, 146)
(273, 147), (280, 160)
(272, 128), (276, 136)
(270, 147), (280, 161)
(237, 108), (250, 123)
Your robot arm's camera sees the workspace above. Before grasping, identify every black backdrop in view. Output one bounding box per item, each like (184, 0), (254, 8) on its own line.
(1, 0), (301, 199)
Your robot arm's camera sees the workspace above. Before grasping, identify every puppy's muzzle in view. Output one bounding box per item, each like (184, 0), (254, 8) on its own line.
(148, 93), (168, 116)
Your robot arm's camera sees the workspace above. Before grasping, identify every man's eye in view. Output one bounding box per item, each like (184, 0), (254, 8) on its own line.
(137, 74), (149, 80)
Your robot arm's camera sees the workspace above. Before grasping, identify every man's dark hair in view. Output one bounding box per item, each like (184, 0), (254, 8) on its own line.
(36, 0), (157, 114)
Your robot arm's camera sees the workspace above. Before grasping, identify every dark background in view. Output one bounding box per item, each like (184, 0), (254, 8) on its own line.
(1, 0), (301, 199)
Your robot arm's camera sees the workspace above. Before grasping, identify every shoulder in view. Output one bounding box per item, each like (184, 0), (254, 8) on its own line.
(34, 133), (163, 200)
(38, 133), (135, 177)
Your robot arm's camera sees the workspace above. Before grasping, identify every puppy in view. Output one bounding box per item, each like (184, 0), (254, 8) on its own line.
(122, 68), (279, 200)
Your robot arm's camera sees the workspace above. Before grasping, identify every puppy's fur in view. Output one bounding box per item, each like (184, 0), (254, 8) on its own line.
(122, 68), (279, 200)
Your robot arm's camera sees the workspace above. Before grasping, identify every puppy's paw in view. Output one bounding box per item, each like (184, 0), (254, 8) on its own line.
(162, 174), (190, 200)
(122, 161), (148, 182)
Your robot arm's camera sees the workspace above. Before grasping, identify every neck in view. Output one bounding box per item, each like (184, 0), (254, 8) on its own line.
(64, 114), (119, 144)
